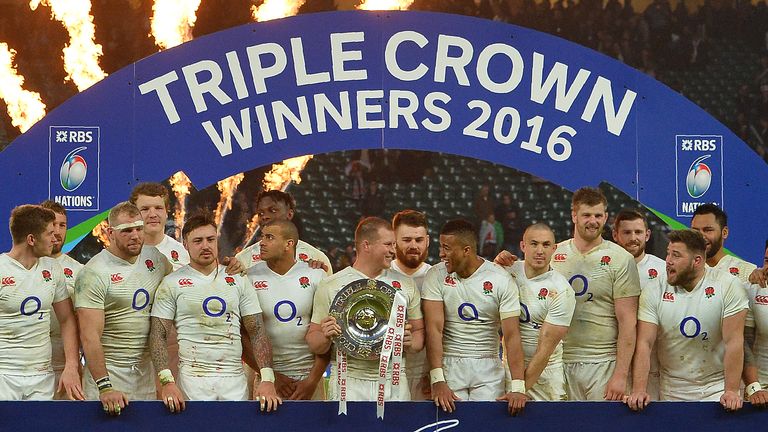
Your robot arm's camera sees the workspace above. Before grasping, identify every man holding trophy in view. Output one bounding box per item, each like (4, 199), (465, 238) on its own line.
(306, 217), (424, 407)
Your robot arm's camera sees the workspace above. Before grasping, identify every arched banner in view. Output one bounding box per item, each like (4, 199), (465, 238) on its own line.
(0, 11), (765, 262)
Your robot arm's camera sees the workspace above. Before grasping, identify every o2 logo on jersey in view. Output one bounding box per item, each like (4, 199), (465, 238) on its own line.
(59, 147), (88, 192)
(679, 316), (708, 341)
(685, 155), (712, 199)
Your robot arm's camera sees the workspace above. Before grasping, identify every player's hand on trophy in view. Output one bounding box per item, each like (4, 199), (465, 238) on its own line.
(749, 389), (768, 408)
(254, 381), (283, 412)
(403, 322), (413, 348)
(720, 390), (743, 411)
(221, 256), (245, 275)
(274, 372), (297, 398)
(160, 382), (186, 413)
(320, 316), (341, 339)
(58, 366), (85, 400)
(494, 250), (518, 267)
(307, 259), (329, 272)
(496, 391), (527, 416)
(432, 381), (461, 413)
(625, 391), (650, 411)
(749, 267), (768, 288)
(99, 389), (129, 416)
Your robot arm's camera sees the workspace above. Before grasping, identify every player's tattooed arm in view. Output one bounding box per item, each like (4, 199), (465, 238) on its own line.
(243, 313), (274, 369)
(149, 317), (173, 372)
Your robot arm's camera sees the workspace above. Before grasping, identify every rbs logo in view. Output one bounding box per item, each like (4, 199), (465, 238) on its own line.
(56, 130), (93, 143)
(680, 138), (717, 152)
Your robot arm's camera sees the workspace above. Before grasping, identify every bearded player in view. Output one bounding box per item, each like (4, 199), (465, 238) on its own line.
(245, 219), (328, 400)
(627, 229), (747, 411)
(390, 210), (432, 400)
(150, 212), (280, 411)
(612, 208), (666, 399)
(691, 204), (755, 283)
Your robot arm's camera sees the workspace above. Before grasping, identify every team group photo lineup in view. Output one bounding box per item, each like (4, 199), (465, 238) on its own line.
(4, 169), (768, 416)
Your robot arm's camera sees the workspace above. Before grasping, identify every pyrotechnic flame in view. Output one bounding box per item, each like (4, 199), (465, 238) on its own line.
(214, 173), (245, 230)
(150, 0), (202, 49)
(262, 155), (314, 191)
(0, 43), (47, 133)
(92, 220), (110, 248)
(169, 171), (191, 238)
(252, 0), (305, 21)
(29, 0), (106, 91)
(357, 0), (414, 10)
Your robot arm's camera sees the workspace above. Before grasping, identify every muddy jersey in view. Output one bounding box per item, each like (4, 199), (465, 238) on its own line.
(507, 262), (575, 365)
(711, 254), (756, 284)
(50, 254), (83, 371)
(638, 267), (748, 399)
(152, 265), (261, 376)
(153, 235), (189, 271)
(237, 240), (332, 276)
(550, 239), (640, 363)
(0, 254), (69, 374)
(75, 247), (169, 367)
(637, 254), (666, 291)
(745, 283), (768, 386)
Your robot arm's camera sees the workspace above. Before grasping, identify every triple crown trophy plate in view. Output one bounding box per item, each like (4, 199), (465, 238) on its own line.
(329, 279), (396, 361)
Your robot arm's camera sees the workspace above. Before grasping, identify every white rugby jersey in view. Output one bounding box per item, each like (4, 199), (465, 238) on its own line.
(237, 239), (332, 276)
(745, 283), (768, 386)
(637, 254), (667, 291)
(550, 239), (640, 363)
(638, 267), (748, 400)
(390, 261), (432, 292)
(247, 260), (325, 376)
(311, 266), (421, 380)
(75, 247), (169, 367)
(422, 260), (520, 358)
(152, 265), (261, 376)
(50, 254), (83, 371)
(0, 254), (69, 374)
(507, 262), (575, 365)
(711, 254), (756, 284)
(390, 260), (432, 382)
(153, 235), (189, 271)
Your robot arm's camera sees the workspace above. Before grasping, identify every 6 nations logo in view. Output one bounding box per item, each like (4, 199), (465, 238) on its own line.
(49, 126), (100, 211)
(675, 135), (722, 217)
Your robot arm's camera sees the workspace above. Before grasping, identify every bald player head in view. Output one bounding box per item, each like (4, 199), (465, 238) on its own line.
(520, 223), (556, 277)
(259, 219), (299, 263)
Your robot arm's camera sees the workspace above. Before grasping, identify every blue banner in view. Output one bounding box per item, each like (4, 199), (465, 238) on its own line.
(0, 11), (765, 261)
(0, 401), (764, 431)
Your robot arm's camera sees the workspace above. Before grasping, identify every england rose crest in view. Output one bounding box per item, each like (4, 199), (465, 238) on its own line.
(538, 288), (548, 300)
(729, 267), (739, 276)
(392, 280), (401, 290)
(171, 250), (179, 262)
(225, 276), (236, 286)
(145, 259), (156, 272)
(299, 276), (310, 288)
(298, 253), (309, 262)
(600, 256), (611, 266)
(705, 286), (715, 298)
(648, 269), (658, 279)
(63, 268), (73, 279)
(483, 281), (493, 294)
(41, 270), (52, 282)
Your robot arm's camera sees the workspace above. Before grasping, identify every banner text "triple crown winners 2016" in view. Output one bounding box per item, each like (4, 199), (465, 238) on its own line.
(138, 30), (638, 162)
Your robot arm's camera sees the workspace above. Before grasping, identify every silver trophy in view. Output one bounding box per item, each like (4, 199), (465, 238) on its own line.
(329, 278), (396, 360)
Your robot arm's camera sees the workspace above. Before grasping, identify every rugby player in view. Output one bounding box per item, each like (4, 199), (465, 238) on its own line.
(149, 212), (280, 411)
(627, 229), (747, 410)
(743, 245), (768, 407)
(422, 219), (526, 415)
(0, 205), (82, 400)
(129, 183), (189, 270)
(691, 203), (756, 283)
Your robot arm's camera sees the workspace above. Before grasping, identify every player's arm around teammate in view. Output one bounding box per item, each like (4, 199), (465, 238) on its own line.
(149, 315), (185, 413)
(52, 296), (85, 400)
(242, 313), (282, 411)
